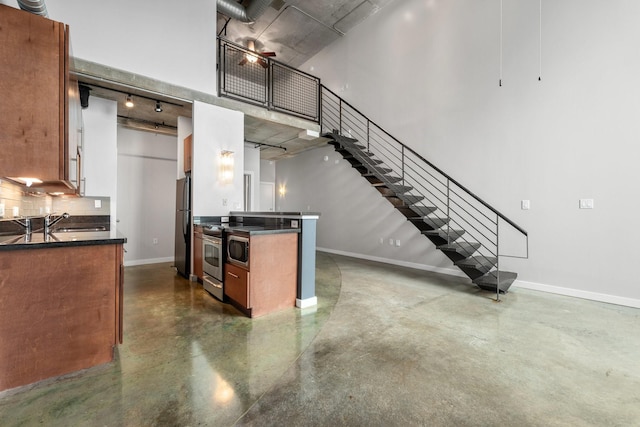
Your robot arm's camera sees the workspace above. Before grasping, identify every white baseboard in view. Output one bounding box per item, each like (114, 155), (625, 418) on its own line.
(296, 296), (318, 309)
(513, 280), (640, 309)
(124, 257), (174, 267)
(317, 248), (640, 309)
(317, 247), (467, 279)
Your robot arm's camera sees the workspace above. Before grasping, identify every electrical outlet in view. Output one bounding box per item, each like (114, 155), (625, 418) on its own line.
(94, 199), (102, 209)
(579, 199), (594, 209)
(521, 200), (530, 210)
(222, 198), (228, 207)
(395, 239), (401, 247)
(152, 238), (158, 245)
(0, 203), (4, 218)
(379, 237), (384, 245)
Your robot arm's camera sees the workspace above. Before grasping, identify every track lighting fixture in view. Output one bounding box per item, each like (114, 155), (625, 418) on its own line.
(155, 101), (163, 112)
(125, 94), (134, 108)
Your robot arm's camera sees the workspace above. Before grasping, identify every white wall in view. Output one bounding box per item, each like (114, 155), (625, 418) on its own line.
(30, 0), (217, 95)
(82, 97), (118, 228)
(117, 127), (177, 265)
(260, 160), (276, 182)
(244, 145), (261, 211)
(192, 101), (244, 216)
(293, 0), (640, 306)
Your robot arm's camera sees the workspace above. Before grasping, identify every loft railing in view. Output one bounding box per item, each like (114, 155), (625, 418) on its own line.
(320, 85), (529, 300)
(217, 37), (320, 122)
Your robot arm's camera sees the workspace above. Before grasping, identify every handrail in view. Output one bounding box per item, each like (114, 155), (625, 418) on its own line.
(320, 84), (528, 237)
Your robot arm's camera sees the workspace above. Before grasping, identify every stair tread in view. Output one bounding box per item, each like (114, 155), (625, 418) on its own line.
(408, 215), (447, 223)
(385, 194), (424, 204)
(423, 229), (464, 237)
(455, 256), (498, 269)
(377, 184), (413, 193)
(438, 242), (481, 252)
(361, 166), (393, 175)
(474, 270), (517, 282)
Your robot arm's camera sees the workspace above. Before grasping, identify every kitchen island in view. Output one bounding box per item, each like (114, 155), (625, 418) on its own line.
(229, 211), (320, 309)
(224, 227), (299, 318)
(0, 230), (126, 392)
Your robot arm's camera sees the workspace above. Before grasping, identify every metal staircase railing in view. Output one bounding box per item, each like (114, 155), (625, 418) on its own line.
(216, 38), (528, 298)
(320, 85), (528, 300)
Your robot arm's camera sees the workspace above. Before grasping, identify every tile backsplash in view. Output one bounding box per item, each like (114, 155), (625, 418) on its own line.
(0, 179), (109, 219)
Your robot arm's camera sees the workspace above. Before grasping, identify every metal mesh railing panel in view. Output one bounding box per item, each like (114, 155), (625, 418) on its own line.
(272, 63), (319, 121)
(220, 44), (268, 105)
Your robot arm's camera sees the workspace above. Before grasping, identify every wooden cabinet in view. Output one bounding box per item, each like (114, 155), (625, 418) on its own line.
(193, 226), (203, 281)
(224, 232), (298, 317)
(184, 134), (193, 173)
(0, 242), (124, 392)
(0, 5), (80, 194)
(225, 262), (250, 308)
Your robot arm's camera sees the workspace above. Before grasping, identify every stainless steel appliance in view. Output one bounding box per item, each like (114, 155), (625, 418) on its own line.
(174, 173), (191, 278)
(227, 234), (249, 268)
(202, 233), (224, 300)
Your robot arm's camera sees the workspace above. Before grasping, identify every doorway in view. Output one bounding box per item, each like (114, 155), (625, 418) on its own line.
(260, 182), (275, 212)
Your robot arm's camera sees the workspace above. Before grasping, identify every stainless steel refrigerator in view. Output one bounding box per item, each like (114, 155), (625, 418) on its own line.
(174, 173), (191, 278)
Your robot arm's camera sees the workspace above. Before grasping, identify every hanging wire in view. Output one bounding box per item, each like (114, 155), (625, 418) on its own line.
(499, 0), (503, 87)
(538, 0), (542, 81)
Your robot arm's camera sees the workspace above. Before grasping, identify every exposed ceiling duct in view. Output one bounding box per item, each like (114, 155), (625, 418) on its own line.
(216, 0), (273, 24)
(17, 0), (48, 17)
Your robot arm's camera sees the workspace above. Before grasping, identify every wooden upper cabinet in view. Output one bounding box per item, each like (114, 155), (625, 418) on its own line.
(184, 134), (193, 173)
(0, 5), (75, 188)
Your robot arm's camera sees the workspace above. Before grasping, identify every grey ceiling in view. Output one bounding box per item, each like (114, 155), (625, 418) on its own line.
(80, 0), (394, 159)
(218, 0), (394, 68)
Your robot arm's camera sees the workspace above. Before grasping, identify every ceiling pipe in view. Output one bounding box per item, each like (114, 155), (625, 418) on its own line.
(216, 0), (273, 24)
(17, 0), (48, 17)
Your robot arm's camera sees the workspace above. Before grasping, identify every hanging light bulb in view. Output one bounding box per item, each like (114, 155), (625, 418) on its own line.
(155, 101), (163, 112)
(125, 94), (134, 108)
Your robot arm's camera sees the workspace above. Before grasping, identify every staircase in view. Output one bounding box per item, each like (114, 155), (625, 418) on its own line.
(320, 87), (528, 295)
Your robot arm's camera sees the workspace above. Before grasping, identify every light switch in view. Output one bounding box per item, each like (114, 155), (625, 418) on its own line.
(521, 200), (530, 210)
(579, 199), (594, 209)
(395, 239), (401, 247)
(389, 238), (394, 246)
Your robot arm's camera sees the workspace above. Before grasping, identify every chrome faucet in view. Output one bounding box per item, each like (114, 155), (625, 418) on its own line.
(12, 217), (32, 234)
(44, 212), (70, 234)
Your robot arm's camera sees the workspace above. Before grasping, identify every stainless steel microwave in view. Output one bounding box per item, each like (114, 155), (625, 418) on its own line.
(227, 234), (249, 268)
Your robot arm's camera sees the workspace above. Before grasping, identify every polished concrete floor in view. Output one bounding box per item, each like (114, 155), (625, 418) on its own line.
(1, 253), (639, 426)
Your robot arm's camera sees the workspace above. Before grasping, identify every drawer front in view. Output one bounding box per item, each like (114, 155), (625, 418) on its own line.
(224, 263), (250, 308)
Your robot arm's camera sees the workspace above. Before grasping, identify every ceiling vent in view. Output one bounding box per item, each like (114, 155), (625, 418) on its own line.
(216, 0), (273, 24)
(17, 0), (48, 17)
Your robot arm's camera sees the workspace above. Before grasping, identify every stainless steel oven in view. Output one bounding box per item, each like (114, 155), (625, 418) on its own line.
(202, 234), (223, 300)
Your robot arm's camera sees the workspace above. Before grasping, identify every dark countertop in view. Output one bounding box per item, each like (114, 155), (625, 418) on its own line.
(229, 211), (321, 219)
(0, 230), (127, 251)
(225, 226), (300, 236)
